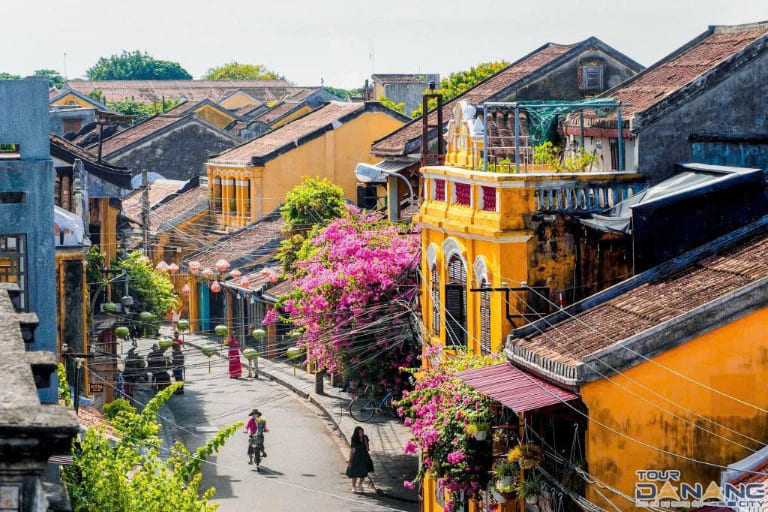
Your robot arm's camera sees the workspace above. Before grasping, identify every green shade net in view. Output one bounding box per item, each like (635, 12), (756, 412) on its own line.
(514, 98), (618, 148)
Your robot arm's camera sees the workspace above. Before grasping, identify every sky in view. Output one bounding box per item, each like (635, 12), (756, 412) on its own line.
(2, 0), (767, 89)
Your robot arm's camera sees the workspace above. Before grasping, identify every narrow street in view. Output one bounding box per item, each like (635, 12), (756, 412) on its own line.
(163, 342), (411, 511)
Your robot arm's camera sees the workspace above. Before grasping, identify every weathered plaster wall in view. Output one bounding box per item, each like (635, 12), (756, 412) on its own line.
(581, 304), (768, 510)
(378, 76), (439, 116)
(108, 122), (239, 181)
(637, 50), (768, 183)
(0, 79), (57, 403)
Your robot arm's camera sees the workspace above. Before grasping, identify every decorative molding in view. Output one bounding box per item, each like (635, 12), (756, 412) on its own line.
(442, 237), (466, 269)
(425, 243), (439, 268)
(473, 256), (491, 284)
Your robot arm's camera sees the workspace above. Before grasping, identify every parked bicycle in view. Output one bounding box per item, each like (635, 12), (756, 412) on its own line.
(349, 388), (398, 422)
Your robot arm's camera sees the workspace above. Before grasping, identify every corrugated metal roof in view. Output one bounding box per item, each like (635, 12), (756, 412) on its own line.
(456, 363), (579, 413)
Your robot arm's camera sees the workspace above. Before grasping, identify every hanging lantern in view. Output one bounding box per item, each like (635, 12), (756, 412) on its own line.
(155, 260), (169, 272)
(168, 263), (179, 274)
(181, 283), (191, 296)
(177, 319), (190, 332)
(240, 275), (250, 288)
(210, 280), (221, 293)
(261, 267), (279, 283)
(252, 328), (266, 340)
(201, 343), (218, 373)
(230, 268), (242, 280)
(189, 261), (201, 275)
(114, 326), (130, 339)
(214, 324), (228, 336)
(215, 259), (230, 272)
(201, 267), (214, 279)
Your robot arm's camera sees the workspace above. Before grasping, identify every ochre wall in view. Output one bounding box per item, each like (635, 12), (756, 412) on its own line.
(194, 105), (236, 129)
(270, 105), (312, 129)
(581, 305), (768, 509)
(51, 92), (97, 109)
(219, 93), (261, 110)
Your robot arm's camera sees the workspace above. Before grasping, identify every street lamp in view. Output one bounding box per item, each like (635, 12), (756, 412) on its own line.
(354, 163), (415, 222)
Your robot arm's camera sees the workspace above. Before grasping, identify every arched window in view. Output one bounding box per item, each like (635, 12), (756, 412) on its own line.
(430, 265), (440, 336)
(480, 278), (491, 354)
(445, 255), (467, 347)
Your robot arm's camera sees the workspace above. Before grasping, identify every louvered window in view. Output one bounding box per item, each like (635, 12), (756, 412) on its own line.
(445, 256), (467, 347)
(454, 183), (471, 206)
(481, 186), (496, 211)
(431, 266), (440, 336)
(480, 279), (491, 354)
(581, 65), (604, 91)
(434, 179), (446, 201)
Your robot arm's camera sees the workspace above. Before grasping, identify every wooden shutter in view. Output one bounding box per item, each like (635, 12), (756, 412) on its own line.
(445, 256), (466, 347)
(431, 266), (440, 335)
(581, 65), (604, 91)
(480, 280), (491, 354)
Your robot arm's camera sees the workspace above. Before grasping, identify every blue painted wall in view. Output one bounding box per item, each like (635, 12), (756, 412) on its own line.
(0, 79), (57, 403)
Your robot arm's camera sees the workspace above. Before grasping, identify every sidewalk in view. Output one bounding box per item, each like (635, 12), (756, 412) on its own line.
(174, 328), (418, 503)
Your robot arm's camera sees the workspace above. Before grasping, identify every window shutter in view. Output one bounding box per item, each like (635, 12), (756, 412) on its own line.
(581, 66), (604, 91)
(431, 266), (440, 335)
(445, 256), (467, 347)
(480, 280), (491, 354)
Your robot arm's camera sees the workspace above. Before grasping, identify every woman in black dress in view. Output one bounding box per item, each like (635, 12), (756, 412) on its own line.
(346, 426), (373, 492)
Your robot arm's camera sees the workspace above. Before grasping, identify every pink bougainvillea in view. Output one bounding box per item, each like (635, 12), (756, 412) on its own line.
(282, 209), (420, 394)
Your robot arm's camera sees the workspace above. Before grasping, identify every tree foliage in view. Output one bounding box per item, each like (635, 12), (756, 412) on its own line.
(411, 61), (509, 117)
(0, 72), (20, 80)
(33, 69), (64, 88)
(86, 51), (192, 80)
(324, 86), (363, 99)
(277, 178), (346, 272)
(118, 251), (179, 318)
(377, 95), (405, 114)
(63, 383), (241, 512)
(108, 98), (181, 117)
(204, 62), (283, 81)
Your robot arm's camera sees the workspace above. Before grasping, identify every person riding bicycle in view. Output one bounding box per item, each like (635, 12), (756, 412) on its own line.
(244, 409), (268, 466)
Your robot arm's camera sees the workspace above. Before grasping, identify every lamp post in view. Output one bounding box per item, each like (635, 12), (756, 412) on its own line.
(354, 164), (415, 222)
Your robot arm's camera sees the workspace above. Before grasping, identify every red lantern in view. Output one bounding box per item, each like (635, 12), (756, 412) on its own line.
(240, 275), (250, 288)
(261, 267), (279, 283)
(168, 263), (179, 274)
(215, 259), (230, 272)
(181, 283), (191, 296)
(189, 261), (201, 275)
(155, 261), (169, 272)
(210, 281), (221, 293)
(201, 267), (214, 279)
(230, 268), (242, 279)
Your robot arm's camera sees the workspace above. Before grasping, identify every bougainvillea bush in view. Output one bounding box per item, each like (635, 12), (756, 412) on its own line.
(397, 352), (502, 511)
(277, 208), (421, 395)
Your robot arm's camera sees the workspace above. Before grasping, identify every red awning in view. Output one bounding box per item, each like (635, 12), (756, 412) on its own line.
(456, 363), (579, 413)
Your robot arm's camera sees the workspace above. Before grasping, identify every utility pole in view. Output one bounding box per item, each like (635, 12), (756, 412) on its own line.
(141, 167), (150, 256)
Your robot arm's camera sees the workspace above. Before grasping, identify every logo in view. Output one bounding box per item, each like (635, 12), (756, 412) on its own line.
(635, 470), (768, 510)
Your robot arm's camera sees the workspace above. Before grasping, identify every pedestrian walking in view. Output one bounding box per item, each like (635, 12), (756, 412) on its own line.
(147, 343), (171, 391)
(346, 426), (374, 493)
(123, 347), (146, 402)
(227, 337), (243, 379)
(171, 343), (185, 394)
(244, 409), (268, 468)
(172, 330), (183, 348)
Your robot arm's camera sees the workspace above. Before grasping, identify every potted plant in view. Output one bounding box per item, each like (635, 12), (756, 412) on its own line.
(508, 443), (543, 469)
(493, 481), (515, 503)
(517, 475), (543, 505)
(493, 460), (515, 487)
(466, 421), (490, 441)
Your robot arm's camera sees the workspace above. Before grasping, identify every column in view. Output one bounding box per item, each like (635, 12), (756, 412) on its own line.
(236, 178), (247, 227)
(221, 176), (231, 228)
(228, 178), (236, 227)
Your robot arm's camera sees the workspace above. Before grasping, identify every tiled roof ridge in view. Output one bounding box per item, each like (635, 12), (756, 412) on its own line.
(51, 134), (126, 170)
(711, 20), (768, 33)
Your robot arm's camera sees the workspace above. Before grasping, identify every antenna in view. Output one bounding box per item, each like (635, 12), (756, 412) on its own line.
(63, 52), (68, 80)
(369, 41), (375, 75)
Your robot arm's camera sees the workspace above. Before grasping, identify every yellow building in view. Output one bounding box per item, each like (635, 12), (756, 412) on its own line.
(206, 101), (409, 230)
(50, 89), (110, 110)
(165, 99), (239, 129)
(218, 90), (263, 110)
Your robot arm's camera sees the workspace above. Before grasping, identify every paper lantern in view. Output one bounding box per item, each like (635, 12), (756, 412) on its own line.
(102, 302), (118, 313)
(201, 343), (219, 372)
(215, 259), (230, 272)
(261, 267), (279, 283)
(189, 261), (201, 275)
(243, 348), (260, 360)
(240, 275), (250, 288)
(168, 263), (179, 274)
(286, 346), (304, 360)
(139, 311), (155, 322)
(229, 268), (242, 279)
(155, 261), (169, 271)
(158, 337), (173, 350)
(201, 267), (214, 279)
(181, 283), (191, 296)
(114, 326), (130, 339)
(210, 280), (221, 293)
(214, 324), (228, 336)
(251, 328), (266, 340)
(177, 319), (190, 332)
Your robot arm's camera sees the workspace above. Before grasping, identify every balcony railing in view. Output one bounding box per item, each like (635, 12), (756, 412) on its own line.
(535, 180), (646, 213)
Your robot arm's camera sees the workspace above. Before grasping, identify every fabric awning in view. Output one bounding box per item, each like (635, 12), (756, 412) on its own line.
(456, 363), (579, 413)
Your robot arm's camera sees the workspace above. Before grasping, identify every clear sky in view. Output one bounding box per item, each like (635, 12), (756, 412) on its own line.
(3, 0), (766, 88)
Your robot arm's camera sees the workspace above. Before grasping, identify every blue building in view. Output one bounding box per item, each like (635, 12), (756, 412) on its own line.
(0, 79), (58, 403)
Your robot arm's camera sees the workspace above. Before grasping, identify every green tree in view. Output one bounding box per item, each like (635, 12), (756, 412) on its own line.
(411, 61), (509, 117)
(86, 51), (192, 80)
(377, 95), (405, 114)
(0, 72), (20, 80)
(119, 251), (179, 319)
(323, 86), (363, 99)
(33, 69), (64, 88)
(277, 177), (345, 272)
(108, 98), (181, 117)
(63, 383), (241, 512)
(204, 62), (283, 81)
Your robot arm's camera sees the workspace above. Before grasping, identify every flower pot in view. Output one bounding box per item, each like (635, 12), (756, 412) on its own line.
(500, 476), (513, 487)
(474, 430), (488, 441)
(525, 494), (539, 505)
(492, 490), (507, 504)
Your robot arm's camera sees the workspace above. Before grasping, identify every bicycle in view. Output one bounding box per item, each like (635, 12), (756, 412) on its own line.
(349, 389), (398, 422)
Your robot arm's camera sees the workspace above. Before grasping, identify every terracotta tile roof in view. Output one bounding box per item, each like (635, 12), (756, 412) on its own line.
(211, 102), (365, 164)
(371, 43), (574, 155)
(150, 181), (209, 232)
(185, 212), (285, 270)
(64, 80), (296, 104)
(731, 460), (768, 485)
(253, 101), (306, 124)
(50, 135), (132, 189)
(234, 104), (264, 118)
(77, 405), (116, 436)
(97, 115), (182, 156)
(263, 278), (296, 299)
(580, 22), (768, 124)
(513, 229), (768, 369)
(284, 87), (320, 101)
(122, 180), (185, 221)
(221, 265), (282, 292)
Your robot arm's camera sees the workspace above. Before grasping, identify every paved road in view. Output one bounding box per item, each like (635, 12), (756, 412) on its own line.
(165, 344), (412, 511)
